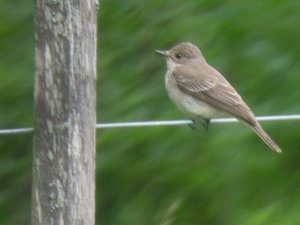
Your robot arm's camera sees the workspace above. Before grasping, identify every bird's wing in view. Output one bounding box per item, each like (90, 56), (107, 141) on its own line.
(173, 65), (255, 125)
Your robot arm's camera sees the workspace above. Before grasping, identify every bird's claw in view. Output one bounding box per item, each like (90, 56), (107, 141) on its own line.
(189, 118), (210, 131)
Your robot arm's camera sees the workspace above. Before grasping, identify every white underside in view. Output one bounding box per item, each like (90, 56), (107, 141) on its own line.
(165, 70), (224, 119)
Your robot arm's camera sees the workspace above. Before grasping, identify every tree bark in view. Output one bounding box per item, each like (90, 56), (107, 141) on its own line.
(32, 0), (98, 224)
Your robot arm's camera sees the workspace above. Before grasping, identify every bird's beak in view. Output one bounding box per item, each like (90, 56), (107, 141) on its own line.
(155, 50), (169, 57)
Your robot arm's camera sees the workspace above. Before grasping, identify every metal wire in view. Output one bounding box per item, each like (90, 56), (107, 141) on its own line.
(97, 114), (300, 128)
(0, 114), (299, 135)
(0, 127), (34, 135)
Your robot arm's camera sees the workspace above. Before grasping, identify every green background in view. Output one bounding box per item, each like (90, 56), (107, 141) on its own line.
(1, 0), (300, 224)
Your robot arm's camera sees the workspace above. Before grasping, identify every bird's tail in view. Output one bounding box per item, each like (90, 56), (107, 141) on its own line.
(250, 122), (282, 153)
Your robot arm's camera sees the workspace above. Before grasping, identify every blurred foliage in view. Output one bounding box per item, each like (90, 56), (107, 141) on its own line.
(0, 0), (300, 224)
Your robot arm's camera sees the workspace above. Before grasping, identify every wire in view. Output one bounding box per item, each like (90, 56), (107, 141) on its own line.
(0, 128), (34, 135)
(97, 114), (300, 128)
(0, 114), (299, 135)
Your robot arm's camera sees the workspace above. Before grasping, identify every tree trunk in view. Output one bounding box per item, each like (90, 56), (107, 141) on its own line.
(32, 0), (98, 224)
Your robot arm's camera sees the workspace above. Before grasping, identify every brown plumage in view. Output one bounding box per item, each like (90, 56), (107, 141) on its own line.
(156, 42), (282, 153)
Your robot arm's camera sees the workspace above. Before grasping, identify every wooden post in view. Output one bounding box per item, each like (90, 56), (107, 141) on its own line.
(32, 0), (98, 224)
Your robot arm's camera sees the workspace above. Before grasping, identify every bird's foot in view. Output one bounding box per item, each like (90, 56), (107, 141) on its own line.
(189, 119), (197, 130)
(189, 118), (210, 131)
(201, 119), (210, 131)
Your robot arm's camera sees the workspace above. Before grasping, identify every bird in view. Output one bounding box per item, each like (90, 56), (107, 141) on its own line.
(156, 42), (282, 153)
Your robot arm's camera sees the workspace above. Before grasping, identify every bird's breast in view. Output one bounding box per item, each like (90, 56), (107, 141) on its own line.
(164, 71), (223, 119)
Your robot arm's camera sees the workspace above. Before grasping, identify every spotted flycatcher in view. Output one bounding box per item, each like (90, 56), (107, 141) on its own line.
(156, 42), (281, 153)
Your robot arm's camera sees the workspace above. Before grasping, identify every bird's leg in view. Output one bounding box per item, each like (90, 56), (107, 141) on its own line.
(189, 119), (197, 130)
(201, 119), (210, 131)
(189, 118), (210, 131)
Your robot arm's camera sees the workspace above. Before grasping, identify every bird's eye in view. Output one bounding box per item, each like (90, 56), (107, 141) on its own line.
(175, 53), (182, 59)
